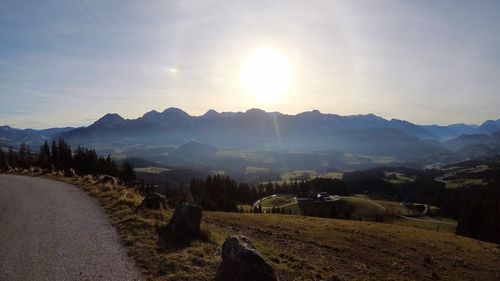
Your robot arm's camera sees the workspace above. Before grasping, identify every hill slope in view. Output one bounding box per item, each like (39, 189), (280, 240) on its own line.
(56, 175), (500, 281)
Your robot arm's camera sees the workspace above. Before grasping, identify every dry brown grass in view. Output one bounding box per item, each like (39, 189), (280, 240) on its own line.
(44, 174), (500, 281)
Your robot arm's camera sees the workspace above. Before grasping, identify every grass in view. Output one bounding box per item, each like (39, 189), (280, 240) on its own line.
(39, 174), (500, 281)
(260, 194), (432, 220)
(436, 164), (492, 189)
(133, 167), (171, 174)
(392, 217), (457, 234)
(260, 194), (296, 207)
(281, 170), (317, 181)
(384, 171), (415, 184)
(372, 200), (415, 216)
(340, 196), (386, 216)
(319, 171), (343, 179)
(436, 178), (486, 189)
(244, 166), (269, 174)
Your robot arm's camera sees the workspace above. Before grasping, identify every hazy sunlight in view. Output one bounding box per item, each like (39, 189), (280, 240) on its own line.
(240, 48), (291, 104)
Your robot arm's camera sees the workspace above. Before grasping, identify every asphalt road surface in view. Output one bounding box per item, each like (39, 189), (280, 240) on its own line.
(0, 174), (142, 281)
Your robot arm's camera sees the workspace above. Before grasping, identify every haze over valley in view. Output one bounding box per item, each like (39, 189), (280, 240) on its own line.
(2, 108), (500, 180)
(1, 1), (500, 281)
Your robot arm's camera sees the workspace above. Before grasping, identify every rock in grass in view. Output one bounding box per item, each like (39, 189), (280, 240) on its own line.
(64, 168), (79, 178)
(159, 202), (202, 239)
(215, 235), (279, 281)
(139, 192), (168, 210)
(97, 175), (118, 185)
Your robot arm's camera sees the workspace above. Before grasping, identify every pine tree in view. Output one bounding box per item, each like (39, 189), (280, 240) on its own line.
(18, 143), (27, 168)
(51, 140), (59, 169)
(38, 141), (51, 169)
(7, 146), (16, 168)
(120, 161), (136, 183)
(329, 205), (338, 218)
(0, 148), (6, 170)
(57, 139), (72, 168)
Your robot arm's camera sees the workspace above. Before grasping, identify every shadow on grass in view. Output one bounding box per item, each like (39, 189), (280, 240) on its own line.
(156, 226), (215, 252)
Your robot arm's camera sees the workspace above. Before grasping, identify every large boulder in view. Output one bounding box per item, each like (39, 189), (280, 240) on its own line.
(215, 235), (279, 281)
(159, 202), (202, 239)
(138, 192), (168, 210)
(98, 175), (118, 185)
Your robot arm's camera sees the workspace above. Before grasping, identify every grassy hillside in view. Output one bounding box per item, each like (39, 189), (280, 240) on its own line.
(258, 194), (426, 220)
(47, 175), (500, 281)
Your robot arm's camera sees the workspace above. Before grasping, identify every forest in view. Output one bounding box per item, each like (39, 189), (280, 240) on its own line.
(1, 141), (498, 244)
(0, 139), (136, 183)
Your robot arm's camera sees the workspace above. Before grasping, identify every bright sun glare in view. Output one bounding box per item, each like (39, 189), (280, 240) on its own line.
(241, 48), (291, 103)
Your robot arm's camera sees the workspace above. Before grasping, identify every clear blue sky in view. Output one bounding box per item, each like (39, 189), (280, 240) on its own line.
(1, 0), (500, 128)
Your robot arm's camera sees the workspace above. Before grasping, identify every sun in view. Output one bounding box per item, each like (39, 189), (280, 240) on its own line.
(241, 48), (291, 103)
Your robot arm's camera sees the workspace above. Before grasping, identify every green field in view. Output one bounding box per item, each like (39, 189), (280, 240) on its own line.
(436, 164), (491, 188)
(280, 170), (317, 181)
(393, 216), (457, 233)
(259, 194), (296, 207)
(257, 194), (448, 229)
(244, 166), (269, 174)
(133, 167), (171, 174)
(436, 178), (485, 188)
(272, 170), (343, 184)
(258, 194), (300, 214)
(258, 194), (416, 220)
(384, 171), (415, 184)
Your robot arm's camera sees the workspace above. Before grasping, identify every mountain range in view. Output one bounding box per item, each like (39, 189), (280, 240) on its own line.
(1, 108), (500, 172)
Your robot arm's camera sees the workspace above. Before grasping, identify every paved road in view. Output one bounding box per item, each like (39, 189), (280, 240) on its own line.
(0, 174), (142, 281)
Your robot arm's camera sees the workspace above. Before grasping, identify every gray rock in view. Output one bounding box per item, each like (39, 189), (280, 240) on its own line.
(215, 235), (279, 281)
(97, 175), (118, 185)
(139, 192), (168, 210)
(64, 168), (79, 178)
(159, 202), (202, 239)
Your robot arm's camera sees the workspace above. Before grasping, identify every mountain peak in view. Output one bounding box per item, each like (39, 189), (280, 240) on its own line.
(201, 109), (219, 118)
(298, 109), (322, 116)
(477, 119), (500, 134)
(162, 107), (189, 116)
(92, 113), (125, 127)
(245, 108), (267, 115)
(143, 110), (160, 116)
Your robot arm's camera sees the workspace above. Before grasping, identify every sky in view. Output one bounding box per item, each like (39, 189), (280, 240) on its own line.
(1, 0), (500, 129)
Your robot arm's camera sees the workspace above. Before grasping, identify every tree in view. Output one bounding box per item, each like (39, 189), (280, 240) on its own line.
(329, 205), (338, 218)
(0, 148), (6, 170)
(51, 140), (59, 168)
(18, 143), (27, 168)
(120, 161), (136, 183)
(38, 141), (51, 169)
(344, 206), (353, 220)
(57, 139), (72, 168)
(7, 146), (16, 168)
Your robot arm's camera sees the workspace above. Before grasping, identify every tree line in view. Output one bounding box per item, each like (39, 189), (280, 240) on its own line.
(4, 140), (497, 243)
(168, 169), (500, 244)
(189, 175), (255, 212)
(0, 139), (136, 183)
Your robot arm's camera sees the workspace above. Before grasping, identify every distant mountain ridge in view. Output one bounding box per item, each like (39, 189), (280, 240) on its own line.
(0, 126), (74, 147)
(59, 107), (493, 141)
(0, 108), (497, 147)
(1, 108), (499, 169)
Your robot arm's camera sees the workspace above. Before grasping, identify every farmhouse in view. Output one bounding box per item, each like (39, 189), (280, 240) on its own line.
(296, 192), (339, 202)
